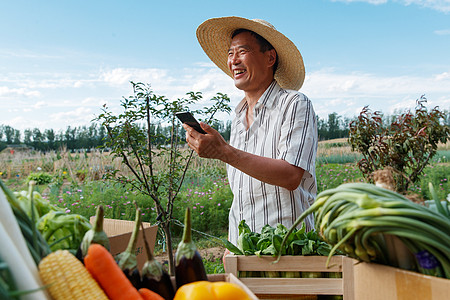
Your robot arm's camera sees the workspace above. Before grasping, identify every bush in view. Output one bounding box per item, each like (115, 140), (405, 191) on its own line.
(349, 96), (449, 193)
(27, 172), (54, 185)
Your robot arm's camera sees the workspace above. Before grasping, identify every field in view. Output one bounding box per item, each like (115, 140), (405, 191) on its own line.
(1, 139), (449, 272)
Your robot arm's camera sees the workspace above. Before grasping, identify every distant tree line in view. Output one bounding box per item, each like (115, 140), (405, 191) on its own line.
(1, 110), (448, 152)
(0, 120), (233, 153)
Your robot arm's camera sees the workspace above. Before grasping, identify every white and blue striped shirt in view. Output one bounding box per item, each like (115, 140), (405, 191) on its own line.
(227, 80), (317, 245)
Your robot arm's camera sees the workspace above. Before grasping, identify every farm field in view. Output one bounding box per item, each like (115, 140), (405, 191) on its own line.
(1, 139), (449, 272)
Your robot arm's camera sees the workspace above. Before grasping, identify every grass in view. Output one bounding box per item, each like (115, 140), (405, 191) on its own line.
(2, 139), (449, 274)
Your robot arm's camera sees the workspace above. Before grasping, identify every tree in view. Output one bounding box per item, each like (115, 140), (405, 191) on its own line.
(32, 128), (44, 150)
(13, 129), (21, 144)
(95, 82), (231, 275)
(327, 112), (340, 139)
(45, 129), (56, 150)
(24, 129), (32, 145)
(349, 95), (449, 193)
(4, 125), (14, 144)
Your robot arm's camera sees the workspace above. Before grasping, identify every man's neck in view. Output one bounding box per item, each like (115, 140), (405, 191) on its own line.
(244, 79), (274, 110)
(243, 79), (274, 128)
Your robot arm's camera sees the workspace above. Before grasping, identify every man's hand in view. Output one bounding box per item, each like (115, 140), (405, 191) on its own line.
(183, 122), (228, 160)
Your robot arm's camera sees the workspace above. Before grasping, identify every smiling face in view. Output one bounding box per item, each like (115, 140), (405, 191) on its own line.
(227, 31), (277, 98)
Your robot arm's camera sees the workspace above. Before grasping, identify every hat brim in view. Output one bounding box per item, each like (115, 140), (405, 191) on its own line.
(196, 16), (305, 91)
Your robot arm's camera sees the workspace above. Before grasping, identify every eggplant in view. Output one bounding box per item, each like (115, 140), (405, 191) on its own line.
(175, 208), (207, 289)
(140, 221), (175, 300)
(115, 207), (142, 288)
(78, 205), (110, 260)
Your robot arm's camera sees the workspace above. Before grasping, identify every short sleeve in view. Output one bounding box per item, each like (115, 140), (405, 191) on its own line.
(277, 93), (318, 177)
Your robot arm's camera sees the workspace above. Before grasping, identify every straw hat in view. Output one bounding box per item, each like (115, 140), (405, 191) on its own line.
(196, 16), (305, 91)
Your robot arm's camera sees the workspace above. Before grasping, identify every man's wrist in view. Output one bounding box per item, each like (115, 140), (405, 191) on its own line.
(220, 143), (239, 165)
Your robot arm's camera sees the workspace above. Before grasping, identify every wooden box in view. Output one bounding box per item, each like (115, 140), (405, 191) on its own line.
(224, 254), (450, 299)
(224, 255), (354, 299)
(352, 260), (450, 300)
(90, 217), (158, 269)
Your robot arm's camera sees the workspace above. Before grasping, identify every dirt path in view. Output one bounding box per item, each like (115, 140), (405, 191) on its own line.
(154, 246), (226, 265)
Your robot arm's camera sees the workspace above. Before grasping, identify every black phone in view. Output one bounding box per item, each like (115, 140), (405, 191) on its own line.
(175, 111), (207, 134)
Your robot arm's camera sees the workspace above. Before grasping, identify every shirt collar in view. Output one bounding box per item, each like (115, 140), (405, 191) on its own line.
(234, 80), (282, 114)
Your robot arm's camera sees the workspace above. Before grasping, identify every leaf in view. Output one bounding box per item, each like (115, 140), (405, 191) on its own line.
(261, 244), (277, 256)
(238, 220), (251, 235)
(256, 237), (271, 251)
(223, 240), (243, 255)
(272, 234), (283, 255)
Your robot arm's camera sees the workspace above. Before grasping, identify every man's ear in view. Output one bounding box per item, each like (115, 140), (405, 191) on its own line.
(267, 49), (277, 68)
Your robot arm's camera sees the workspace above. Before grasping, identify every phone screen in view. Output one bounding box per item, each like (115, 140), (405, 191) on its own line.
(175, 112), (206, 134)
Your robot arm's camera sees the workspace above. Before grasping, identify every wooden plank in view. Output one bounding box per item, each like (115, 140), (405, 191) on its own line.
(224, 254), (238, 275)
(232, 255), (343, 272)
(342, 256), (355, 300)
(240, 278), (343, 295)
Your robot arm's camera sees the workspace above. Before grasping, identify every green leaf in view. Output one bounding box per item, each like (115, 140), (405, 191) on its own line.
(223, 240), (243, 255)
(272, 234), (283, 255)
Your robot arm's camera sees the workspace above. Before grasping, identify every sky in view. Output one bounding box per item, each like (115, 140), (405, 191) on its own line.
(1, 0), (450, 133)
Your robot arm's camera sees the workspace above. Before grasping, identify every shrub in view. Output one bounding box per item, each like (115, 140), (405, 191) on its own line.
(27, 172), (53, 185)
(349, 96), (449, 193)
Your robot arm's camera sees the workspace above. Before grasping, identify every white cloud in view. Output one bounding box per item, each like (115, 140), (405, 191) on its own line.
(2, 65), (449, 132)
(302, 68), (450, 118)
(100, 68), (171, 86)
(0, 86), (41, 98)
(434, 29), (450, 35)
(33, 101), (47, 109)
(81, 97), (107, 106)
(435, 72), (450, 80)
(331, 0), (450, 13)
(49, 107), (95, 127)
(332, 0), (387, 4)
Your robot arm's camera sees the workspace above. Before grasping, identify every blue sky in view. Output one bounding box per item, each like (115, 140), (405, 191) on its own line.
(1, 0), (449, 132)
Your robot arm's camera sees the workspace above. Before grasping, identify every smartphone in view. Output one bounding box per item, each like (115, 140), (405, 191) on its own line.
(175, 111), (207, 134)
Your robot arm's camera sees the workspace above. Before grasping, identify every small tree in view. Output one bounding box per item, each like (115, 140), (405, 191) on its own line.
(95, 82), (230, 274)
(349, 95), (449, 193)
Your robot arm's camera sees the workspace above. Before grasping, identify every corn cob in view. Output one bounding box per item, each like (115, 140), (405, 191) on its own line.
(38, 250), (108, 300)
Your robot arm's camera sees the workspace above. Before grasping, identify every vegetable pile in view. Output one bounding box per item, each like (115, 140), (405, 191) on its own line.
(224, 220), (338, 280)
(0, 179), (254, 300)
(11, 180), (92, 254)
(277, 182), (450, 279)
(225, 220), (333, 257)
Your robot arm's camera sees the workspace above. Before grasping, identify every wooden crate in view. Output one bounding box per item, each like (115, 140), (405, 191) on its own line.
(352, 260), (450, 299)
(224, 255), (355, 300)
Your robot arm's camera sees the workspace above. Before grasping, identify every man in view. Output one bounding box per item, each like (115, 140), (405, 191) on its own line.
(184, 17), (317, 246)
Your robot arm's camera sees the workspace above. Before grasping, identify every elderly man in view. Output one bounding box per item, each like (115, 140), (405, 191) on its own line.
(184, 16), (318, 246)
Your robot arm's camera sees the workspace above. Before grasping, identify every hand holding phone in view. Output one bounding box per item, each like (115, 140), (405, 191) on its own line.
(175, 111), (207, 134)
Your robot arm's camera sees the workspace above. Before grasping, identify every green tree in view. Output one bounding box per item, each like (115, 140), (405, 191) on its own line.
(4, 125), (14, 144)
(349, 95), (449, 193)
(95, 82), (231, 274)
(32, 128), (43, 150)
(24, 129), (32, 145)
(13, 129), (21, 144)
(45, 129), (56, 150)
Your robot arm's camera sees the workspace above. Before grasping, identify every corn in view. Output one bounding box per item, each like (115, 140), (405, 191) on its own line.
(38, 250), (108, 300)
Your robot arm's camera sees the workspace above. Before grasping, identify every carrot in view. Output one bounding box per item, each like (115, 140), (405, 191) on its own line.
(84, 243), (143, 300)
(139, 288), (165, 300)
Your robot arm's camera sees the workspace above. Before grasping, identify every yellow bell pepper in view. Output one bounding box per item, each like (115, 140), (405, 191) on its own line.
(174, 280), (253, 300)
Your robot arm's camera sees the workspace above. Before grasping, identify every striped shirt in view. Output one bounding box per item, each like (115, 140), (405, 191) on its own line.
(227, 80), (318, 245)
